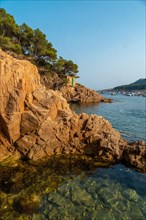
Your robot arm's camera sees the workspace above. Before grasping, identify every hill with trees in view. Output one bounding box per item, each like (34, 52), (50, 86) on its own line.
(114, 78), (146, 91)
(0, 8), (78, 81)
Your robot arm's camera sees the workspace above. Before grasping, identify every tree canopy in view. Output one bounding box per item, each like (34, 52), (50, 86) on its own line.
(0, 8), (78, 77)
(54, 57), (78, 76)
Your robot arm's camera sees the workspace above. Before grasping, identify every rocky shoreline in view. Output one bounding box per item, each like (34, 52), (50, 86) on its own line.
(0, 50), (146, 172)
(40, 72), (112, 103)
(58, 84), (112, 104)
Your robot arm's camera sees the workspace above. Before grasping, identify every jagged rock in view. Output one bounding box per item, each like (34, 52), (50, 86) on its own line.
(59, 84), (112, 103)
(15, 135), (36, 155)
(20, 111), (40, 135)
(0, 50), (145, 172)
(0, 49), (40, 143)
(123, 141), (146, 171)
(0, 132), (20, 161)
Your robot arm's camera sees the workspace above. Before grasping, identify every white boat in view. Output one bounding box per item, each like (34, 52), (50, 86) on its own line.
(111, 92), (116, 95)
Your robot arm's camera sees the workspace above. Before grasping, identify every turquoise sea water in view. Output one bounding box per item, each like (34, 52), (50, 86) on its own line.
(0, 94), (146, 220)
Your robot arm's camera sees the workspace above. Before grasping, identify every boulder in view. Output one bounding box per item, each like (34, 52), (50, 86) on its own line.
(123, 141), (146, 171)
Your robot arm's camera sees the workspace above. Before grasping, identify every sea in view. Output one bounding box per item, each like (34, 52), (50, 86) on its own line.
(71, 93), (146, 142)
(0, 94), (146, 219)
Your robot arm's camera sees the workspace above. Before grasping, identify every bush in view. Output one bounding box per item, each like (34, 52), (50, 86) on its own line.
(0, 36), (22, 54)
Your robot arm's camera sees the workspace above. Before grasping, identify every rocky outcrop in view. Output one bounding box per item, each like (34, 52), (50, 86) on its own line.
(0, 49), (123, 162)
(59, 84), (112, 103)
(0, 50), (145, 172)
(123, 141), (146, 172)
(40, 72), (111, 103)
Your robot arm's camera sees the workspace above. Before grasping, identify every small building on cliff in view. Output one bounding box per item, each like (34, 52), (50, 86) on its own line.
(67, 75), (76, 86)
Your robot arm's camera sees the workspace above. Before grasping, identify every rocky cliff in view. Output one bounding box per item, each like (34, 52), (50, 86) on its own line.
(6, 51), (111, 104)
(0, 50), (145, 171)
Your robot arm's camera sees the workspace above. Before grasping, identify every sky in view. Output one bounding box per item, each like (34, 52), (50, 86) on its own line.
(0, 0), (145, 90)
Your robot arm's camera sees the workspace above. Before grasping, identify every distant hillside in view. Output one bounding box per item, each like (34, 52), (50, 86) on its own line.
(114, 78), (146, 91)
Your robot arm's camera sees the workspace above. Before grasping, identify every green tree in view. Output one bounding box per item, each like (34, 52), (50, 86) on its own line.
(54, 57), (78, 76)
(17, 23), (34, 54)
(0, 8), (79, 77)
(0, 8), (19, 38)
(32, 29), (57, 67)
(32, 28), (48, 56)
(0, 8), (21, 53)
(0, 36), (22, 54)
(42, 42), (57, 62)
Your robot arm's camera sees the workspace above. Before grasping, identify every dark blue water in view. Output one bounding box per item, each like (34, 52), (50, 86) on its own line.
(71, 94), (146, 142)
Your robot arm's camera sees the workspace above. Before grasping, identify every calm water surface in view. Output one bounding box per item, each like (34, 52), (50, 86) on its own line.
(0, 94), (146, 220)
(71, 94), (146, 142)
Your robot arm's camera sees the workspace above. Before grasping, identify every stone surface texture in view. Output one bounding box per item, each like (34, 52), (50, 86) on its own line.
(59, 84), (111, 103)
(0, 50), (145, 171)
(123, 141), (146, 171)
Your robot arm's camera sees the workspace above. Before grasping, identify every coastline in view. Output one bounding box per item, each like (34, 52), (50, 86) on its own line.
(0, 49), (146, 219)
(0, 49), (145, 172)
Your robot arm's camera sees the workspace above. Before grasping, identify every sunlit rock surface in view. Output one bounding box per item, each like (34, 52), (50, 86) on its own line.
(0, 49), (145, 172)
(59, 84), (112, 103)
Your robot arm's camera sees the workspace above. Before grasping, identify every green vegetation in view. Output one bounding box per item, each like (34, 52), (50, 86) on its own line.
(0, 8), (78, 77)
(54, 56), (78, 76)
(114, 78), (146, 91)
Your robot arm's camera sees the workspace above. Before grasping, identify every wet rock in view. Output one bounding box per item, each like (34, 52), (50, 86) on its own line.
(123, 141), (146, 172)
(0, 168), (24, 194)
(14, 194), (41, 214)
(32, 214), (46, 220)
(123, 188), (139, 201)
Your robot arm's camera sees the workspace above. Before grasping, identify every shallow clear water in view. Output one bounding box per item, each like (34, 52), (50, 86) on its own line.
(41, 164), (146, 220)
(0, 94), (146, 220)
(71, 94), (146, 142)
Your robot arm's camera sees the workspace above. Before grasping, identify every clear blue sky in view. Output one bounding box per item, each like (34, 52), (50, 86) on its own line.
(0, 0), (145, 90)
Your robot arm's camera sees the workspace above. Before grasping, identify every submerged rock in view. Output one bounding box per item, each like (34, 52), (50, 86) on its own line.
(14, 194), (41, 214)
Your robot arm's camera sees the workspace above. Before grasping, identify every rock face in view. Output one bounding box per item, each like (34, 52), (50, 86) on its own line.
(0, 50), (145, 172)
(0, 49), (124, 162)
(40, 71), (63, 90)
(0, 50), (40, 143)
(59, 84), (111, 103)
(40, 73), (111, 104)
(123, 141), (146, 171)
